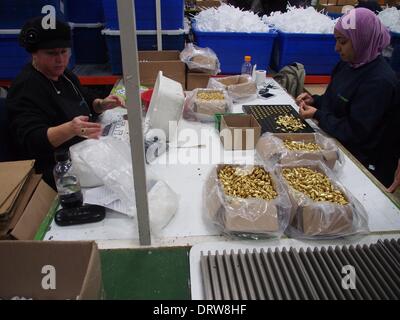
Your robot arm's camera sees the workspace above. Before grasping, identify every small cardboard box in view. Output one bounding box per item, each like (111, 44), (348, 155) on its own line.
(186, 72), (212, 90)
(319, 0), (338, 5)
(256, 133), (339, 169)
(220, 114), (261, 150)
(336, 0), (357, 5)
(196, 0), (222, 8)
(0, 175), (56, 240)
(0, 241), (103, 300)
(139, 50), (186, 88)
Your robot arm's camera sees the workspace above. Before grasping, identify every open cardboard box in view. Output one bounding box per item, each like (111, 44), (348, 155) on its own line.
(278, 162), (353, 236)
(210, 75), (257, 101)
(256, 133), (339, 169)
(186, 72), (213, 90)
(220, 114), (261, 150)
(0, 161), (57, 240)
(0, 241), (103, 300)
(139, 50), (186, 89)
(205, 164), (280, 234)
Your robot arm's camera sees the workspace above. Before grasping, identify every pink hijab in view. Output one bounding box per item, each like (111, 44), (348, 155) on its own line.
(335, 7), (391, 68)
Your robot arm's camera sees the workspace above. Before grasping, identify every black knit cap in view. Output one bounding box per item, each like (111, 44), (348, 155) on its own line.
(19, 16), (71, 53)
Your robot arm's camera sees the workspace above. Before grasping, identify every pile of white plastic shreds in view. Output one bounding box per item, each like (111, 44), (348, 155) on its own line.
(263, 6), (337, 34)
(194, 4), (269, 33)
(378, 7), (400, 33)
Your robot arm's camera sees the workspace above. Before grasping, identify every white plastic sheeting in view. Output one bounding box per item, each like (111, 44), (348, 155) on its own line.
(378, 7), (400, 33)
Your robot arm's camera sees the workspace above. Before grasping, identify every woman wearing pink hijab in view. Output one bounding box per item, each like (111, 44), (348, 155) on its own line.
(296, 7), (400, 191)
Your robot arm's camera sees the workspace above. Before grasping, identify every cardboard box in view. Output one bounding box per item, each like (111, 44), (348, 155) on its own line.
(196, 0), (222, 8)
(0, 241), (103, 300)
(319, 0), (339, 5)
(336, 0), (357, 5)
(204, 164), (280, 234)
(186, 72), (212, 90)
(0, 176), (57, 240)
(280, 163), (353, 237)
(256, 133), (339, 169)
(139, 51), (186, 89)
(220, 114), (261, 150)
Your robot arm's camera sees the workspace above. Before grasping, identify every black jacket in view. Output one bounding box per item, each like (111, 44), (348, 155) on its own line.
(313, 56), (400, 186)
(6, 64), (97, 186)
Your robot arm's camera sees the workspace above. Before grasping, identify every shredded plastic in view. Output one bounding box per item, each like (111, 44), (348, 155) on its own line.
(194, 4), (269, 33)
(263, 6), (337, 34)
(378, 7), (400, 33)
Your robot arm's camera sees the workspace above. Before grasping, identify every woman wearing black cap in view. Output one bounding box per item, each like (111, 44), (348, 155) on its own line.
(6, 17), (125, 189)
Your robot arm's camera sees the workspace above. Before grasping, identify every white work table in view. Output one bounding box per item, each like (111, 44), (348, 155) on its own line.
(43, 79), (400, 249)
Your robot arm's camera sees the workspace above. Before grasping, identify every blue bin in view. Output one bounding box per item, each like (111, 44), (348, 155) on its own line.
(0, 0), (66, 29)
(272, 31), (340, 75)
(0, 32), (30, 78)
(192, 24), (277, 74)
(72, 25), (108, 64)
(0, 30), (75, 79)
(389, 32), (400, 73)
(103, 29), (185, 74)
(65, 0), (104, 23)
(101, 0), (184, 30)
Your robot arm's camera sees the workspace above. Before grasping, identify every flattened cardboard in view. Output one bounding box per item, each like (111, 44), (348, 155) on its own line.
(0, 174), (42, 239)
(220, 114), (261, 150)
(0, 241), (103, 300)
(186, 72), (213, 90)
(11, 180), (57, 240)
(0, 160), (35, 213)
(139, 50), (186, 88)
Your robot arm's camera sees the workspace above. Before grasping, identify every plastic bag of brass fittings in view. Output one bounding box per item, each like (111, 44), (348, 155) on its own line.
(180, 43), (221, 75)
(207, 75), (258, 103)
(275, 160), (369, 240)
(183, 88), (232, 122)
(203, 164), (292, 239)
(256, 132), (344, 172)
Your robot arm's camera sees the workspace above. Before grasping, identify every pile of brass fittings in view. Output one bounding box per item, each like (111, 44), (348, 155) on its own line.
(283, 140), (321, 152)
(276, 115), (306, 132)
(218, 165), (278, 201)
(282, 167), (348, 205)
(197, 90), (225, 100)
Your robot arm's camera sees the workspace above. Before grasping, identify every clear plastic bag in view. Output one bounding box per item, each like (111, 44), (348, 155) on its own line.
(275, 160), (369, 240)
(207, 75), (257, 102)
(180, 43), (221, 75)
(183, 88), (232, 122)
(256, 132), (344, 171)
(203, 164), (292, 239)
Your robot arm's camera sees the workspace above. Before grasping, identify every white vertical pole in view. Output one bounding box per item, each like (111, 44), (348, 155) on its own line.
(116, 0), (151, 245)
(155, 0), (163, 51)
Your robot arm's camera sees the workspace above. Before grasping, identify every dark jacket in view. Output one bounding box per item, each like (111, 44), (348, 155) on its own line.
(6, 64), (97, 187)
(313, 56), (400, 186)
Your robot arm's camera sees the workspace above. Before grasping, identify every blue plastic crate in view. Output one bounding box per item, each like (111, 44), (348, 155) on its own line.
(193, 24), (277, 74)
(0, 0), (66, 29)
(101, 0), (184, 30)
(65, 0), (104, 23)
(0, 31), (75, 79)
(389, 32), (400, 73)
(72, 25), (108, 64)
(0, 32), (31, 78)
(272, 31), (340, 75)
(104, 30), (185, 74)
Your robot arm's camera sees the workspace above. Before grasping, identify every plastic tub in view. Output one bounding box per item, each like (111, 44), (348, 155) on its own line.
(192, 23), (277, 74)
(272, 31), (340, 75)
(101, 0), (184, 30)
(145, 71), (184, 141)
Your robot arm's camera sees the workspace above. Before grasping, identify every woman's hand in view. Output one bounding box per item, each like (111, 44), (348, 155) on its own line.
(387, 159), (400, 193)
(95, 95), (125, 113)
(299, 101), (317, 119)
(70, 115), (102, 139)
(296, 92), (314, 106)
